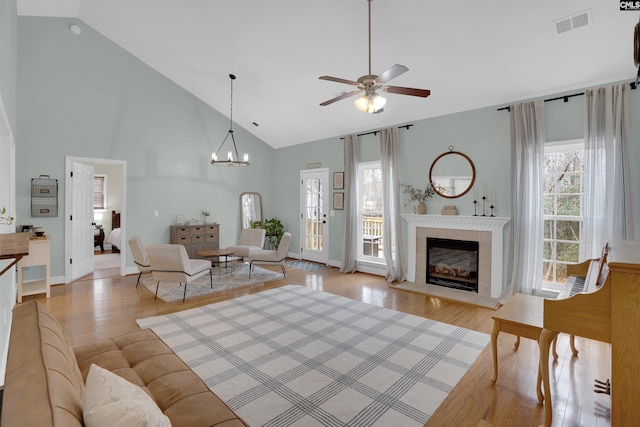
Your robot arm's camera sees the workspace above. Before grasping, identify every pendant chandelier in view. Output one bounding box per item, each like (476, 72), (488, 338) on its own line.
(211, 74), (249, 167)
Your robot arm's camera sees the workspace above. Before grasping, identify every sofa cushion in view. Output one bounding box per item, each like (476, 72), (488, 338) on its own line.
(83, 364), (171, 427)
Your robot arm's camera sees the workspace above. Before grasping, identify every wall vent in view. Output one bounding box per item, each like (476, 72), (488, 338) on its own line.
(554, 9), (592, 35)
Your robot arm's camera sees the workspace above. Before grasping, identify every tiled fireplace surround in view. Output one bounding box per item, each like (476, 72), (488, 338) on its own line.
(402, 215), (510, 299)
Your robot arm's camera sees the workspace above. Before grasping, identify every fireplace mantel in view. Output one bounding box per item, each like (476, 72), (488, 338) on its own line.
(402, 214), (510, 298)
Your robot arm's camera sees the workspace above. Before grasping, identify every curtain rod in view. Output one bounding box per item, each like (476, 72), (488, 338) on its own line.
(340, 124), (413, 140)
(496, 79), (638, 112)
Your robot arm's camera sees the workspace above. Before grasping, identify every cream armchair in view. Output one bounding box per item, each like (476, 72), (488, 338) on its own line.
(128, 236), (151, 287)
(247, 232), (291, 278)
(225, 228), (266, 260)
(146, 244), (212, 302)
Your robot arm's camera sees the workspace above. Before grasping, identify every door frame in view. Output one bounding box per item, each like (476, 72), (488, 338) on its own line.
(64, 156), (127, 283)
(299, 168), (329, 264)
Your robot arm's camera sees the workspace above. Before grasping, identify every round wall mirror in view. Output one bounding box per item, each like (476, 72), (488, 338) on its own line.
(240, 192), (263, 229)
(429, 149), (476, 199)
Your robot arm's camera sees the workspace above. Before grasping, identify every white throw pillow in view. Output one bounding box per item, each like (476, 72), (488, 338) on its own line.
(83, 364), (172, 427)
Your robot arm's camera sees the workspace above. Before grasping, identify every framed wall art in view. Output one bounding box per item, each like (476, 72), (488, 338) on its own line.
(333, 172), (344, 190)
(333, 192), (344, 210)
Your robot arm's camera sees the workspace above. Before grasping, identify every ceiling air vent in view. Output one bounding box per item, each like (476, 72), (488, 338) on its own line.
(554, 9), (592, 35)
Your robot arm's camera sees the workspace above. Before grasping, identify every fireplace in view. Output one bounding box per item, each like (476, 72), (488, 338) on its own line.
(402, 214), (510, 299)
(427, 238), (479, 292)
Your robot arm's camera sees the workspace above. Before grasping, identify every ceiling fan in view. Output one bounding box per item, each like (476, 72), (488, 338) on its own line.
(319, 0), (431, 114)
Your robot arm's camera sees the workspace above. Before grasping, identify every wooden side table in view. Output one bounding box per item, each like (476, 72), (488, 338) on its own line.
(17, 237), (51, 303)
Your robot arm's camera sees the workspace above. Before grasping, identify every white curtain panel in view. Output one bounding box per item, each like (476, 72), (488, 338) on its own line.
(340, 134), (359, 273)
(380, 127), (406, 283)
(582, 84), (637, 259)
(508, 100), (545, 295)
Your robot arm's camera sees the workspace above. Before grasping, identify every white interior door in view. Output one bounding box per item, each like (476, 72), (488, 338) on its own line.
(300, 169), (329, 264)
(70, 161), (94, 281)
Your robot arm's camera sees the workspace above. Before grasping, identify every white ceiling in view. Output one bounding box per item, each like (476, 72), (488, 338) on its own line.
(17, 1), (640, 149)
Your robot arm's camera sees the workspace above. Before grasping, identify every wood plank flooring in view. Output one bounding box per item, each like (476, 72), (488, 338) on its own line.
(22, 262), (611, 427)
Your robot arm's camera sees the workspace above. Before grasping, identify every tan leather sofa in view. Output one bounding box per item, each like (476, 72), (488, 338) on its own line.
(1, 300), (248, 427)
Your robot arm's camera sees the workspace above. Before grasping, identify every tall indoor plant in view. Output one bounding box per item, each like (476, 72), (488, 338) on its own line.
(252, 217), (284, 249)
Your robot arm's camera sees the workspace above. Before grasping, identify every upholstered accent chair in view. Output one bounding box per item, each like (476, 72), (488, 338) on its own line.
(225, 228), (266, 260)
(128, 236), (151, 287)
(247, 232), (291, 278)
(146, 244), (212, 302)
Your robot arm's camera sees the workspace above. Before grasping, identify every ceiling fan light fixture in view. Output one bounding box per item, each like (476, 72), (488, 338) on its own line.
(318, 0), (430, 112)
(354, 93), (386, 113)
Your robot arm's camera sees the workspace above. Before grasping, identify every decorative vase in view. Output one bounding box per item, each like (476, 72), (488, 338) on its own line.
(417, 201), (427, 214)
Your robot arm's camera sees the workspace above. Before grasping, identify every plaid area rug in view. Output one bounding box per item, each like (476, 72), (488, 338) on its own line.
(137, 285), (489, 426)
(139, 263), (283, 302)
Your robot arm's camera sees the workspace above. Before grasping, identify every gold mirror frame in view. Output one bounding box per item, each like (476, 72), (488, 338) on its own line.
(240, 192), (263, 229)
(429, 149), (476, 199)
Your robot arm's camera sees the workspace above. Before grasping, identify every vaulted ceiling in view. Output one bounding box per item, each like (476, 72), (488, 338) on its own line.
(17, 1), (639, 148)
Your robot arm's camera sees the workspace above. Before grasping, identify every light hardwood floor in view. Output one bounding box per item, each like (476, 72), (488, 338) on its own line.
(24, 263), (611, 427)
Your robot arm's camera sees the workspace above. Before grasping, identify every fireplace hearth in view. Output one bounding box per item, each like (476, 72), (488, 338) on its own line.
(427, 237), (479, 293)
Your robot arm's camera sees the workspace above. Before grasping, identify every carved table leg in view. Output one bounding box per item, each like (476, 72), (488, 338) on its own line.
(539, 328), (559, 427)
(514, 336), (521, 351)
(490, 319), (501, 384)
(569, 334), (579, 356)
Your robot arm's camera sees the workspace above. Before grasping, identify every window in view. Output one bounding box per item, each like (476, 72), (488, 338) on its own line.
(93, 175), (107, 210)
(357, 161), (384, 261)
(542, 140), (584, 290)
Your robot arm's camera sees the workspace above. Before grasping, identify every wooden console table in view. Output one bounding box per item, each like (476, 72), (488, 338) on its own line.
(0, 233), (30, 276)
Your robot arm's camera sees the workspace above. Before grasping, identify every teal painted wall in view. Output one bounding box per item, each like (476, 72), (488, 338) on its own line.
(16, 17), (277, 277)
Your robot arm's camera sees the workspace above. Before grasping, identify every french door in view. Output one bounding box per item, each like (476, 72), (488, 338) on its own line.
(299, 169), (329, 264)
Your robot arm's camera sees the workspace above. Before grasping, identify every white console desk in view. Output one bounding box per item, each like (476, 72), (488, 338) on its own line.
(17, 237), (51, 303)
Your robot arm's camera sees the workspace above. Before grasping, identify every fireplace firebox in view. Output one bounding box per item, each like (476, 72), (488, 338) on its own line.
(427, 237), (479, 293)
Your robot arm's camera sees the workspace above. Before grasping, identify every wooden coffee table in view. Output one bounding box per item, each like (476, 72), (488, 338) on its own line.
(197, 248), (235, 277)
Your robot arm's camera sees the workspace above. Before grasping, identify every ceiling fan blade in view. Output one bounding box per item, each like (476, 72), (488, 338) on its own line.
(319, 89), (363, 106)
(374, 64), (409, 84)
(319, 75), (361, 86)
(384, 86), (431, 98)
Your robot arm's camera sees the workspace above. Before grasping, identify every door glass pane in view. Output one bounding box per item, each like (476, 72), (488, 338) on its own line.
(305, 178), (323, 252)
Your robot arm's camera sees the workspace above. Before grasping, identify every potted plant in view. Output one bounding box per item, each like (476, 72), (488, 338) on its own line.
(401, 183), (437, 214)
(201, 210), (211, 224)
(252, 217), (284, 249)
